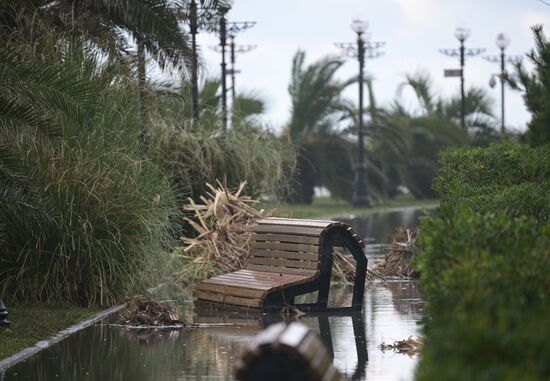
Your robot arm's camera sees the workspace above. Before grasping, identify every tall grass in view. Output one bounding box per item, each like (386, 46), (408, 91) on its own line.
(149, 120), (296, 202)
(0, 42), (178, 306)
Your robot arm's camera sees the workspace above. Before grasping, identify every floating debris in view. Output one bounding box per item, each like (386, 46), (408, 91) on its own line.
(176, 181), (273, 282)
(117, 300), (185, 327)
(280, 303), (306, 319)
(378, 336), (423, 356)
(371, 227), (418, 278)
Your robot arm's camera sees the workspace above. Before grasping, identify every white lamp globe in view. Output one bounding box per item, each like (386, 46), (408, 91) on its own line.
(454, 25), (471, 42)
(496, 33), (510, 50)
(351, 17), (368, 34)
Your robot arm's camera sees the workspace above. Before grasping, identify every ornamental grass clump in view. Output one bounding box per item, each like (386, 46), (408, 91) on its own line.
(0, 44), (178, 306)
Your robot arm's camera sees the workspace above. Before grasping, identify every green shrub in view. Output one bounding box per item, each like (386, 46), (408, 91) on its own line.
(0, 46), (178, 306)
(415, 142), (550, 380)
(435, 142), (550, 196)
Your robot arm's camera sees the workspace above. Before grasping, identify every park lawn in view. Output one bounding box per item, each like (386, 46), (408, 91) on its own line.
(0, 303), (101, 360)
(260, 195), (439, 219)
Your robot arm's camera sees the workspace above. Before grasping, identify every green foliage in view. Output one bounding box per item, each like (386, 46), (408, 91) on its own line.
(0, 44), (178, 306)
(415, 142), (550, 380)
(514, 25), (550, 146)
(149, 121), (295, 202)
(435, 142), (550, 191)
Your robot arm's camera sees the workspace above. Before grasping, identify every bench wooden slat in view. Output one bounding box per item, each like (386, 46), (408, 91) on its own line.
(215, 269), (311, 280)
(250, 241), (320, 253)
(250, 249), (319, 261)
(252, 233), (321, 245)
(203, 270), (315, 289)
(196, 282), (268, 299)
(195, 290), (262, 308)
(246, 264), (319, 276)
(253, 225), (325, 237)
(258, 219), (332, 228)
(249, 256), (319, 270)
(202, 275), (304, 289)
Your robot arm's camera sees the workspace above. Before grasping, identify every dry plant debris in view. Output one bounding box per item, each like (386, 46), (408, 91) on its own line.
(371, 227), (419, 278)
(117, 300), (185, 327)
(378, 336), (423, 356)
(333, 248), (357, 282)
(177, 181), (272, 283)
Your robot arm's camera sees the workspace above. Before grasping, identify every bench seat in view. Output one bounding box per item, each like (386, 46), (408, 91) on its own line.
(195, 269), (315, 308)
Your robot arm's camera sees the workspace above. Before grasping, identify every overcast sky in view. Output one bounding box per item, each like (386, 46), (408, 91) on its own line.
(194, 0), (550, 132)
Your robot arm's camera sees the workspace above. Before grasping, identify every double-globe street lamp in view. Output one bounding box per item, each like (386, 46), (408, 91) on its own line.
(440, 26), (485, 129)
(335, 18), (384, 207)
(484, 33), (521, 134)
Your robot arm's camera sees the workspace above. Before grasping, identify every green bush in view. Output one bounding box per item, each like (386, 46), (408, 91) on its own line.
(435, 142), (550, 196)
(415, 143), (550, 381)
(0, 46), (178, 306)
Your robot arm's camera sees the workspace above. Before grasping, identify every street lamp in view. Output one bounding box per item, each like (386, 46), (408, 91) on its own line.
(226, 22), (256, 105)
(483, 33), (521, 134)
(186, 0), (219, 123)
(218, 0), (233, 132)
(335, 17), (385, 207)
(440, 25), (485, 129)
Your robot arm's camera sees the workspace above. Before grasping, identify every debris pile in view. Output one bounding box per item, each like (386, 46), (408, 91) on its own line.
(371, 227), (418, 278)
(117, 300), (185, 327)
(177, 181), (272, 282)
(378, 336), (423, 356)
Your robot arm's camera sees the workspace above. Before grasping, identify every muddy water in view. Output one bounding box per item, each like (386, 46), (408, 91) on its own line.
(3, 207), (429, 381)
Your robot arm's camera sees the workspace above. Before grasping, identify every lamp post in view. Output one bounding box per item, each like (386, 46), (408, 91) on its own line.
(335, 17), (385, 207)
(483, 34), (521, 134)
(440, 26), (485, 129)
(225, 21), (255, 128)
(217, 0), (233, 132)
(189, 0), (200, 122)
(185, 0), (219, 124)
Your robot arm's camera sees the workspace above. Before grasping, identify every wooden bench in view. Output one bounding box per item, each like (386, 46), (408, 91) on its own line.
(194, 217), (367, 312)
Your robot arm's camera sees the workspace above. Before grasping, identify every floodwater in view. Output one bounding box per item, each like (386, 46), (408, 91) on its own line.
(3, 206), (430, 381)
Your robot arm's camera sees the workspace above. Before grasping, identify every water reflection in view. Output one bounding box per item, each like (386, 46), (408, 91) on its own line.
(342, 207), (428, 264)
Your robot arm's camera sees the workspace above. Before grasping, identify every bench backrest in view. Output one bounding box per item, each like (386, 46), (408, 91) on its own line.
(247, 218), (363, 277)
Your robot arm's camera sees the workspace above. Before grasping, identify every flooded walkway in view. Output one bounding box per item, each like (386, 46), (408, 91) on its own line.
(3, 207), (428, 381)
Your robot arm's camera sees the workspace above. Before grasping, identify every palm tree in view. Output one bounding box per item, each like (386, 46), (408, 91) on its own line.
(285, 50), (353, 203)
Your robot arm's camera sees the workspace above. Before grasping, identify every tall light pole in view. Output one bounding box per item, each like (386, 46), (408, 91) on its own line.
(189, 0), (200, 122)
(484, 33), (521, 134)
(217, 0), (233, 132)
(440, 26), (485, 129)
(335, 17), (385, 207)
(226, 21), (256, 114)
(228, 36), (256, 105)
